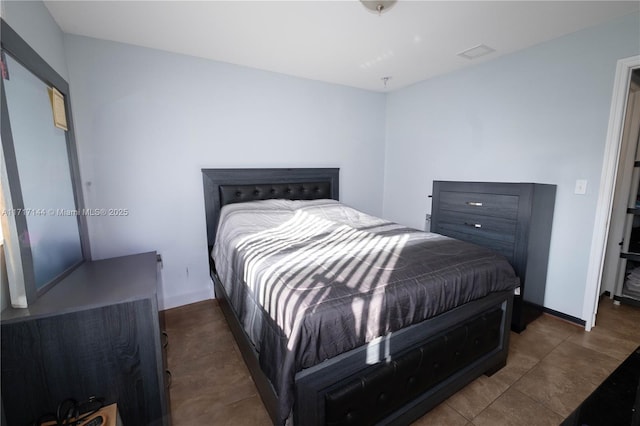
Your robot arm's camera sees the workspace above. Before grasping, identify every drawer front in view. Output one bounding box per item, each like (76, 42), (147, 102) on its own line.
(437, 211), (517, 243)
(438, 191), (519, 219)
(437, 225), (516, 263)
(435, 211), (517, 263)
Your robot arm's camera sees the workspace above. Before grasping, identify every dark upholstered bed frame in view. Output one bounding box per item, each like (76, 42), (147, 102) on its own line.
(202, 168), (514, 425)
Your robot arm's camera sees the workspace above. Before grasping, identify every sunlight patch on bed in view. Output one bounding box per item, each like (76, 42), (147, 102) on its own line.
(231, 209), (412, 348)
(236, 210), (333, 297)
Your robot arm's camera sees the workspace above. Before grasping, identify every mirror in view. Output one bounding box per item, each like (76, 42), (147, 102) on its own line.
(1, 19), (89, 308)
(3, 54), (83, 290)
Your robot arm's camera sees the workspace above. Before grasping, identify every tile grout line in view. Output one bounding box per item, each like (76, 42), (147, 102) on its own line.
(466, 361), (536, 423)
(465, 325), (574, 423)
(513, 326), (580, 420)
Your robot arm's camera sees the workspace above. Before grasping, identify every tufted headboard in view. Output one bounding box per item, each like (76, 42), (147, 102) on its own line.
(202, 168), (339, 251)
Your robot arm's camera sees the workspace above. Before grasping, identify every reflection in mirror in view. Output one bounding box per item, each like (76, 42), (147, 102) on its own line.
(3, 53), (83, 290)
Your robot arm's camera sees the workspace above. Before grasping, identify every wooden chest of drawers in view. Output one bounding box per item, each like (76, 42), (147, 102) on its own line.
(431, 181), (556, 332)
(1, 252), (171, 425)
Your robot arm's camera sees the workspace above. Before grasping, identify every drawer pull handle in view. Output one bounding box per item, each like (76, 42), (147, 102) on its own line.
(465, 222), (482, 228)
(162, 331), (168, 349)
(466, 201), (483, 207)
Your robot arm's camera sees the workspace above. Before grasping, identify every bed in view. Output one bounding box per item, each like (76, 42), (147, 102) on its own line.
(202, 168), (517, 425)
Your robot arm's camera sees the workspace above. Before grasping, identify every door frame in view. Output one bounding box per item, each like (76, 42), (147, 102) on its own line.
(600, 82), (640, 301)
(583, 55), (640, 331)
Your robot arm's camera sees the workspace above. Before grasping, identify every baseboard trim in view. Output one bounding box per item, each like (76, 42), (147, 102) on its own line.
(161, 287), (214, 311)
(612, 294), (640, 308)
(599, 290), (640, 308)
(524, 301), (586, 326)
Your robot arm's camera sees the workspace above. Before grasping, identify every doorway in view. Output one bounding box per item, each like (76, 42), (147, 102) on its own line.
(600, 72), (640, 302)
(583, 55), (640, 330)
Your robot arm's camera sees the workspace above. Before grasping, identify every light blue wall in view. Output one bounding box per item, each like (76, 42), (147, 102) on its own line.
(383, 12), (640, 320)
(4, 0), (639, 319)
(63, 35), (387, 309)
(1, 0), (68, 80)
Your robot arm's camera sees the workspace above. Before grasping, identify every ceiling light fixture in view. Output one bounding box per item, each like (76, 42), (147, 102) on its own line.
(360, 0), (397, 15)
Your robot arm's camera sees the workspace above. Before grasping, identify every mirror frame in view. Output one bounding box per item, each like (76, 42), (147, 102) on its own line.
(0, 19), (90, 306)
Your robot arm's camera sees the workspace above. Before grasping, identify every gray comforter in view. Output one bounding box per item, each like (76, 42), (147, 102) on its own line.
(212, 199), (518, 424)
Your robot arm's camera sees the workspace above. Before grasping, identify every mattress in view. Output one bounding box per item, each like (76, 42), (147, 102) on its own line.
(212, 199), (518, 422)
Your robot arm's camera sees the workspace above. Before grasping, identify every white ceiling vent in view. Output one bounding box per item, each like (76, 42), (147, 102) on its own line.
(457, 44), (496, 60)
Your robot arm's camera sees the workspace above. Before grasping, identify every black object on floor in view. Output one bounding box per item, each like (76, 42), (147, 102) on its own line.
(562, 346), (640, 426)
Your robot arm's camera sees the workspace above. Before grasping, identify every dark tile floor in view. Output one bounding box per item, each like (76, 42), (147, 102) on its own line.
(164, 298), (640, 425)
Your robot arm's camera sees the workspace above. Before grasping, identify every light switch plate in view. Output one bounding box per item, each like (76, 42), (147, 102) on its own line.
(575, 179), (587, 195)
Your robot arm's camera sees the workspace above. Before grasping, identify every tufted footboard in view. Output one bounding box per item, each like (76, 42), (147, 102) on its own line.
(294, 290), (513, 425)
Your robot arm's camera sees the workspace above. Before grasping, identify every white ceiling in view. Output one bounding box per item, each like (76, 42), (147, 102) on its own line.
(44, 1), (640, 92)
